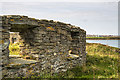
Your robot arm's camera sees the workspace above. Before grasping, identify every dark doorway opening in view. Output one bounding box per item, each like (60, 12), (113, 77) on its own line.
(71, 31), (80, 54)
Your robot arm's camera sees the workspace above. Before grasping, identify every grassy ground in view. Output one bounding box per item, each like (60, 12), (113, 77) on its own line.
(86, 37), (120, 40)
(28, 43), (119, 79)
(9, 43), (119, 79)
(50, 43), (119, 79)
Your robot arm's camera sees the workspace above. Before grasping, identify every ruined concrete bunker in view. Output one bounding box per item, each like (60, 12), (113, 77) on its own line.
(0, 15), (86, 77)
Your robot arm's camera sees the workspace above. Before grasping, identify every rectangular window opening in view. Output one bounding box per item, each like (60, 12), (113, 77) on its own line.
(9, 32), (20, 56)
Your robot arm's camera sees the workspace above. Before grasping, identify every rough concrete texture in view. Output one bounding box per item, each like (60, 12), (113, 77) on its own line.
(0, 15), (86, 78)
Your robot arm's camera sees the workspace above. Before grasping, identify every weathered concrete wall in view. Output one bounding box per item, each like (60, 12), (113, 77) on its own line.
(0, 15), (86, 78)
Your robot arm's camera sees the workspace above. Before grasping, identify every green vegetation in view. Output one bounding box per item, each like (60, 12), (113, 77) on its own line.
(48, 43), (119, 78)
(86, 37), (120, 40)
(25, 43), (119, 79)
(9, 43), (119, 79)
(9, 43), (20, 55)
(86, 36), (120, 38)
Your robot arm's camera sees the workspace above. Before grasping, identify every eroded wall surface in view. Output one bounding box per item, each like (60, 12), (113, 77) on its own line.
(0, 15), (86, 78)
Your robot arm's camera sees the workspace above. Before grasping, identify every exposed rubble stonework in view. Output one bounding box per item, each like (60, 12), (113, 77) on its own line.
(0, 15), (86, 78)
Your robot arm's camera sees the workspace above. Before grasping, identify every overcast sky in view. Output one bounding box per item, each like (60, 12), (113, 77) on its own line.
(0, 1), (118, 35)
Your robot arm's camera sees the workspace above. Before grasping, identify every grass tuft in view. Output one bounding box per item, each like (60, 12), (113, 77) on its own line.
(9, 43), (20, 55)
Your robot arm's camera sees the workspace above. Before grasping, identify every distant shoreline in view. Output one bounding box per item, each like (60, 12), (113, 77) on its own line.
(86, 37), (120, 40)
(86, 38), (120, 40)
